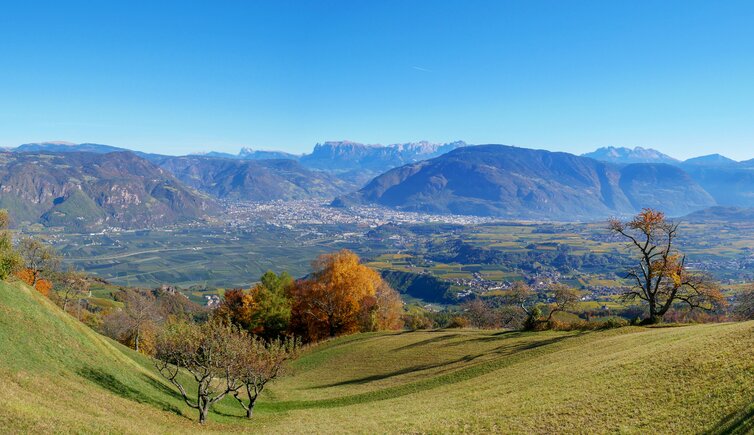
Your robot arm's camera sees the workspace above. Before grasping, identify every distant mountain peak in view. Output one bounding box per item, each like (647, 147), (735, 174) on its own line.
(582, 146), (678, 164)
(682, 154), (739, 167)
(303, 140), (468, 174)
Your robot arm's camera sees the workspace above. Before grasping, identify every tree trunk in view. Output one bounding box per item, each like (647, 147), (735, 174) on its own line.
(246, 394), (258, 419)
(642, 314), (662, 325)
(199, 406), (208, 424)
(134, 329), (140, 353)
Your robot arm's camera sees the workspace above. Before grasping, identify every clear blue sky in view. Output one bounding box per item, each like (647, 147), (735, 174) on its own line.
(2, 0), (754, 159)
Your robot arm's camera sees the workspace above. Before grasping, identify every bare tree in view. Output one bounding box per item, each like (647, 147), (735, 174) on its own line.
(462, 297), (523, 329)
(119, 289), (162, 353)
(544, 283), (580, 322)
(508, 281), (536, 317)
(54, 270), (90, 313)
(17, 237), (60, 287)
(154, 319), (240, 424)
(232, 335), (299, 418)
(609, 209), (724, 324)
(505, 281), (542, 329)
(733, 287), (754, 320)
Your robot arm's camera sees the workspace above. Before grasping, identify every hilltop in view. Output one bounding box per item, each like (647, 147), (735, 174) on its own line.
(3, 279), (754, 433)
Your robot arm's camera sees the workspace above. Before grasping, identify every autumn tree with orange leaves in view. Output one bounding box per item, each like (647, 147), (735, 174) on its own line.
(16, 268), (53, 297)
(17, 237), (60, 289)
(609, 209), (724, 324)
(289, 250), (403, 341)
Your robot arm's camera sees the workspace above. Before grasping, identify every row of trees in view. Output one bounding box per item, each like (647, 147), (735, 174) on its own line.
(217, 250), (404, 342)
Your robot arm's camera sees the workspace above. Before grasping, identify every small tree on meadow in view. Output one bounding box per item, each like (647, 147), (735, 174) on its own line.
(53, 270), (90, 313)
(232, 335), (300, 418)
(609, 209), (724, 324)
(154, 319), (241, 424)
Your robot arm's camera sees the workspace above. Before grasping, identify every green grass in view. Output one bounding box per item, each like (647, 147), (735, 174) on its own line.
(3, 279), (754, 433)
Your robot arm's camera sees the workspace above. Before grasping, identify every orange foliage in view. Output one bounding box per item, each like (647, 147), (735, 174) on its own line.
(215, 289), (258, 332)
(289, 250), (386, 341)
(16, 268), (51, 297)
(35, 279), (52, 297)
(16, 268), (34, 286)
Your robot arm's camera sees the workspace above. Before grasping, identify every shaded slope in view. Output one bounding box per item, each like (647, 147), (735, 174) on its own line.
(156, 156), (353, 201)
(340, 145), (714, 219)
(0, 280), (242, 432)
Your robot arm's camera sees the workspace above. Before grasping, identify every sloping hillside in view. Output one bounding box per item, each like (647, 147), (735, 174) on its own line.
(339, 145), (715, 219)
(0, 152), (215, 229)
(156, 156), (353, 201)
(0, 280), (240, 432)
(3, 280), (754, 433)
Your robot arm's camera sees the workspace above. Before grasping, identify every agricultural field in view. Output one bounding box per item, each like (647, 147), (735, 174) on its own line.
(3, 280), (754, 434)
(28, 215), (754, 311)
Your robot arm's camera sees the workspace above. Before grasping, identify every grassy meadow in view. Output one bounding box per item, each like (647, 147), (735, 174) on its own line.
(3, 280), (754, 433)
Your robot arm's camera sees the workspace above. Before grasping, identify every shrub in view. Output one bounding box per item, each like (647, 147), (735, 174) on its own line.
(446, 316), (469, 329)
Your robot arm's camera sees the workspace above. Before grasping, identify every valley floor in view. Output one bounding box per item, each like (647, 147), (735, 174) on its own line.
(3, 281), (754, 434)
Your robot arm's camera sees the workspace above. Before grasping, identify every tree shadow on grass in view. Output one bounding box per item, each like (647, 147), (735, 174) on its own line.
(77, 367), (183, 416)
(445, 330), (522, 345)
(393, 333), (463, 351)
(312, 353), (485, 389)
(706, 401), (754, 435)
(269, 334), (577, 412)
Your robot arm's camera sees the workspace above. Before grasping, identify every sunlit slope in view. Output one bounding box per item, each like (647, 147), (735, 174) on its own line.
(0, 281), (241, 433)
(3, 279), (754, 433)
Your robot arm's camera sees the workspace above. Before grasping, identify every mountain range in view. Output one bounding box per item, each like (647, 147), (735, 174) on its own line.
(154, 155), (353, 201)
(580, 146), (754, 208)
(336, 145), (715, 219)
(4, 141), (754, 227)
(0, 151), (214, 229)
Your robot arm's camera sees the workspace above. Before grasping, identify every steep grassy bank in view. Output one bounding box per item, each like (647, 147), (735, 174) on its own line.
(2, 280), (754, 433)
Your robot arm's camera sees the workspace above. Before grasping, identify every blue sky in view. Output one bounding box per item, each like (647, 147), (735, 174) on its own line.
(1, 1), (754, 159)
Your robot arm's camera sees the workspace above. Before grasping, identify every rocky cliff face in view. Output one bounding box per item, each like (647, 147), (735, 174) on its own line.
(0, 151), (215, 229)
